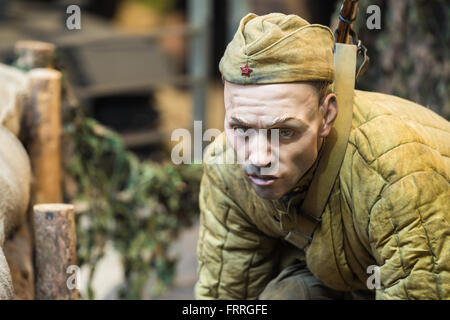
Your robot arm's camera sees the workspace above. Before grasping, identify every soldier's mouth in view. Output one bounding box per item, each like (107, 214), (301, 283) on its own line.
(247, 174), (277, 186)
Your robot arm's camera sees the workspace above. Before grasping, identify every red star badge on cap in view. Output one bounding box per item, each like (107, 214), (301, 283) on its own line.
(240, 64), (252, 77)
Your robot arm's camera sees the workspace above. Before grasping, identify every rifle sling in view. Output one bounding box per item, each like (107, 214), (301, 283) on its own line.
(284, 43), (356, 250)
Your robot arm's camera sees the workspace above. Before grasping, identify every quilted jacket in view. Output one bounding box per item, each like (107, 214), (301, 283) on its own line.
(195, 90), (450, 300)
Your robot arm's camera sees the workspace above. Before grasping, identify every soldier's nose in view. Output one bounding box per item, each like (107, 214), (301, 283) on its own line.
(244, 130), (272, 168)
(248, 131), (272, 168)
(248, 148), (272, 168)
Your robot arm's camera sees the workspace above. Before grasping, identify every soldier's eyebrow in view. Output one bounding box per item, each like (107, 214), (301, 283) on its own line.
(229, 115), (307, 129)
(229, 116), (252, 127)
(266, 116), (307, 129)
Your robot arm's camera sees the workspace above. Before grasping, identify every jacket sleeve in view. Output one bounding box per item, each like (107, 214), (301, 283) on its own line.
(195, 162), (279, 299)
(366, 155), (450, 299)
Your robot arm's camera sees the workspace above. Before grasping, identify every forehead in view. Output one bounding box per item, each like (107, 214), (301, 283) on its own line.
(224, 81), (318, 121)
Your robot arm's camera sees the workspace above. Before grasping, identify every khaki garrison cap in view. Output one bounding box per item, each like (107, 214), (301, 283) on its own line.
(219, 13), (335, 84)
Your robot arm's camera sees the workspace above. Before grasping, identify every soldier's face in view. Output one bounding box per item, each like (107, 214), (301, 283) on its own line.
(224, 81), (335, 200)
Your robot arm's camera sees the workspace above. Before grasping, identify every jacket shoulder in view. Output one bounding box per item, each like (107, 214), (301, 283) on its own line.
(348, 90), (450, 182)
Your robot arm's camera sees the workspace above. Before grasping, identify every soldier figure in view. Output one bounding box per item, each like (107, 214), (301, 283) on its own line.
(195, 13), (450, 300)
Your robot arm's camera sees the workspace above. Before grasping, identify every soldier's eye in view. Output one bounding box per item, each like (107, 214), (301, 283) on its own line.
(280, 129), (294, 137)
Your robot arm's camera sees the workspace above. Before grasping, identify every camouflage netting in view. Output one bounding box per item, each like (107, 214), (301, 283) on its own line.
(63, 107), (202, 299)
(333, 0), (449, 120)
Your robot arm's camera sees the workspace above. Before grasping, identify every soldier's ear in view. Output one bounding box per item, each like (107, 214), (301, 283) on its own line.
(318, 93), (338, 138)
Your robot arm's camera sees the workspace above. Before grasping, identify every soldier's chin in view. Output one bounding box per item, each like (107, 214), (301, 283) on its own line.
(250, 184), (284, 200)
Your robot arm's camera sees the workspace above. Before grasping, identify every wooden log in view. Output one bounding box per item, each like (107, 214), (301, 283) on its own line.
(33, 204), (78, 300)
(14, 41), (55, 70)
(28, 68), (63, 204)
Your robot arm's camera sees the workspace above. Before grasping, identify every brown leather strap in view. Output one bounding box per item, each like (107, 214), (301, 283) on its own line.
(284, 43), (356, 249)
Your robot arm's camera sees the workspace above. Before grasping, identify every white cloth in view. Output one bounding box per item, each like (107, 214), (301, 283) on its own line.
(0, 64), (28, 136)
(0, 246), (14, 299)
(0, 64), (30, 300)
(0, 128), (31, 300)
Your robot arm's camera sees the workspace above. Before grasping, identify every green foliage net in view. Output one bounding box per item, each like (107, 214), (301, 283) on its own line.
(63, 107), (202, 299)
